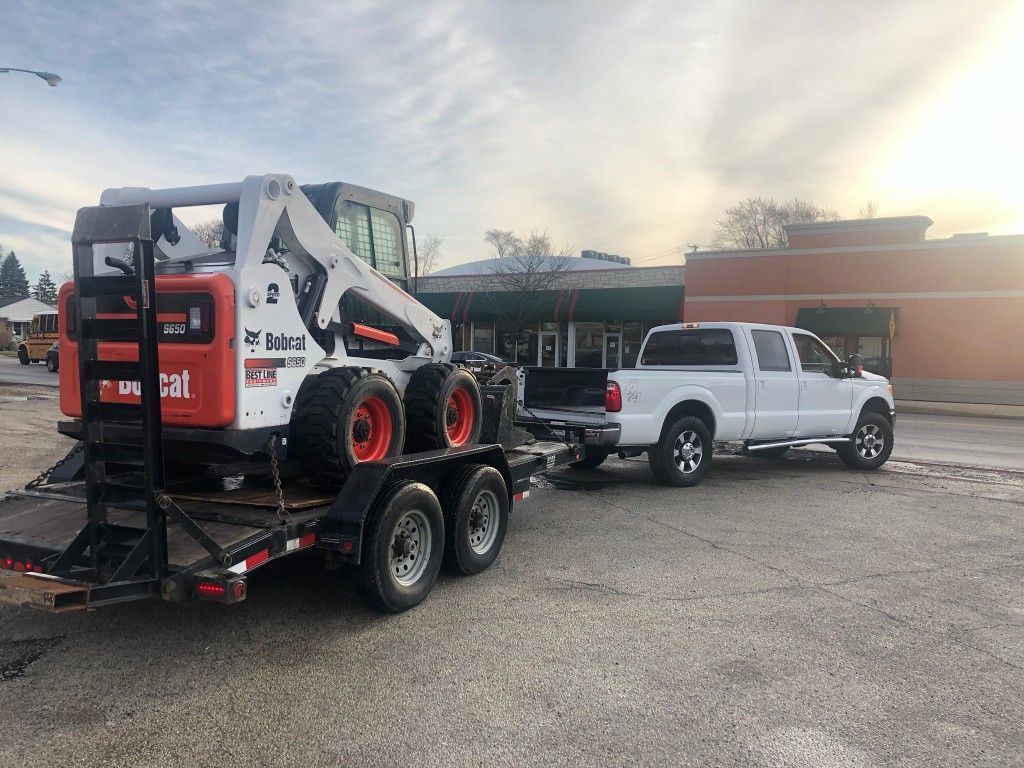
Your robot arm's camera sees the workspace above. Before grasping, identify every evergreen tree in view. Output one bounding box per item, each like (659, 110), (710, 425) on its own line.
(0, 251), (30, 298)
(33, 270), (58, 305)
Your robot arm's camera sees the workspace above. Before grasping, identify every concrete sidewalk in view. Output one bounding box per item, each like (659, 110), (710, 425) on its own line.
(897, 399), (1024, 420)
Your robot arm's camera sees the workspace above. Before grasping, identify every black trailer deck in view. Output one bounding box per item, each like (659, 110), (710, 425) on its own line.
(0, 439), (581, 613)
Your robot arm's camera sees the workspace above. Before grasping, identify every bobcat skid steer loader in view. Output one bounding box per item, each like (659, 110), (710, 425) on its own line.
(57, 174), (483, 486)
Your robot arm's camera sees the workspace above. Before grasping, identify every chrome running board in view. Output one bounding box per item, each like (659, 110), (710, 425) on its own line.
(746, 437), (852, 451)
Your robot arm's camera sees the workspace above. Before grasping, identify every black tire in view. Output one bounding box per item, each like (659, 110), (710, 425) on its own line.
(17, 346), (29, 365)
(404, 363), (483, 452)
(570, 447), (610, 469)
(46, 356), (58, 373)
(360, 481), (445, 613)
(742, 444), (789, 459)
(647, 416), (713, 487)
(441, 464), (509, 575)
(290, 368), (406, 488)
(835, 411), (893, 470)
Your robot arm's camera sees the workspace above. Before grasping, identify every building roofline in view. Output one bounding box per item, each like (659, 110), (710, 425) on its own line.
(686, 232), (1024, 261)
(783, 215), (934, 235)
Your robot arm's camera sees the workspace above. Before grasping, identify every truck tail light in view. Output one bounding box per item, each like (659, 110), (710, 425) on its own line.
(605, 381), (622, 412)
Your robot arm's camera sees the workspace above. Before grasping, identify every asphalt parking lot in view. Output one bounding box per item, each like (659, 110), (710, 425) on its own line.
(2, 389), (1023, 767)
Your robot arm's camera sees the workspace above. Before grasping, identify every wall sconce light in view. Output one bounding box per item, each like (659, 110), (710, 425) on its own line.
(865, 299), (876, 314)
(816, 300), (827, 314)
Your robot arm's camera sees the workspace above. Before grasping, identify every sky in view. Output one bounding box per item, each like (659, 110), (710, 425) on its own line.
(2, 0), (1022, 281)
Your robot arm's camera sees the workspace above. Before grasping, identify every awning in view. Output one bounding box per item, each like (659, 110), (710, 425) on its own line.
(417, 285), (685, 324)
(795, 306), (897, 337)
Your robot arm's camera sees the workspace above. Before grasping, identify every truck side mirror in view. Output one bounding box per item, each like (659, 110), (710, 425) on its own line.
(846, 353), (863, 377)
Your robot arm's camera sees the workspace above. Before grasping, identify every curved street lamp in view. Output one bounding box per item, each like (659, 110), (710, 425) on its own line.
(0, 67), (62, 87)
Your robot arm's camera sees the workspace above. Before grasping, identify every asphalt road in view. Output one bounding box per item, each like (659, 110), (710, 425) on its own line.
(0, 356), (57, 387)
(2, 420), (1024, 766)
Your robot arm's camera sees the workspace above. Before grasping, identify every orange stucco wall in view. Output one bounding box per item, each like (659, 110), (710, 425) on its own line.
(683, 237), (1024, 389)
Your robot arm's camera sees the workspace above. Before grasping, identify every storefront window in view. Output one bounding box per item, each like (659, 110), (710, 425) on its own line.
(575, 322), (604, 368)
(472, 322), (495, 354)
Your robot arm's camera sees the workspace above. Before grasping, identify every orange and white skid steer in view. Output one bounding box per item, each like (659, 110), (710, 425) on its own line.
(57, 174), (483, 486)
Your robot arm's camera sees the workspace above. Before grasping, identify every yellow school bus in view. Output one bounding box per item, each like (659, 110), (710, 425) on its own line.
(17, 312), (59, 364)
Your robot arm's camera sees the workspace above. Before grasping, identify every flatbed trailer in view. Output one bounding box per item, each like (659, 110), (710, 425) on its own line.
(0, 436), (584, 614)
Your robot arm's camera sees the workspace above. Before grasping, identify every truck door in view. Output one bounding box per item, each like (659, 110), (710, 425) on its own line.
(791, 332), (854, 436)
(747, 328), (799, 439)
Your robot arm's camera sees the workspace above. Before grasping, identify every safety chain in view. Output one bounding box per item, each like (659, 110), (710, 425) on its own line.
(26, 442), (85, 490)
(267, 435), (290, 522)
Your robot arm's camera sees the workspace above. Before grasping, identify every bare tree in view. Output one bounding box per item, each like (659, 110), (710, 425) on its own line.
(483, 229), (575, 326)
(711, 197), (840, 249)
(858, 200), (879, 218)
(190, 218), (224, 249)
(414, 235), (445, 276)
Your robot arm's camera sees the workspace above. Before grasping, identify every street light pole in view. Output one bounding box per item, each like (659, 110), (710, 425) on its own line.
(0, 68), (62, 87)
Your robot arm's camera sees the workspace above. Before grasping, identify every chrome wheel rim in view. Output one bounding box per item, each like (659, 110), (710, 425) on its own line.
(674, 430), (703, 473)
(468, 489), (500, 555)
(855, 424), (885, 459)
(391, 509), (431, 586)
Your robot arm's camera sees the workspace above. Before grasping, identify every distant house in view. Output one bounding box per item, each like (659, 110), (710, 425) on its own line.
(0, 296), (57, 339)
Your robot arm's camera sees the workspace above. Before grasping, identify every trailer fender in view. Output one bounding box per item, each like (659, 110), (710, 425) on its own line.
(320, 444), (512, 564)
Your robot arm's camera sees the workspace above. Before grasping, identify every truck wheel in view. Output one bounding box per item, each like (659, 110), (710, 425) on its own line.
(648, 416), (713, 487)
(17, 346), (29, 365)
(291, 368), (406, 488)
(441, 464), (509, 575)
(835, 412), (893, 470)
(360, 481), (445, 612)
(404, 363), (483, 452)
(570, 447), (610, 469)
(742, 444), (789, 459)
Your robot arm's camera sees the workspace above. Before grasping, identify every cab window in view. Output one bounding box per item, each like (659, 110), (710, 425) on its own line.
(750, 330), (792, 372)
(333, 199), (407, 282)
(793, 333), (838, 373)
(640, 329), (738, 366)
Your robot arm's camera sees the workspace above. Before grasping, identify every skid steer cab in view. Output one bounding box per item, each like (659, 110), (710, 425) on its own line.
(57, 174), (483, 485)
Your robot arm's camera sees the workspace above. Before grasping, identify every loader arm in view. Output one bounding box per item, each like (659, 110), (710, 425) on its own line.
(97, 174), (451, 361)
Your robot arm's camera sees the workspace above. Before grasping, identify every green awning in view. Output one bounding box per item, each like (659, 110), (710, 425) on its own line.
(417, 285), (684, 323)
(795, 307), (897, 336)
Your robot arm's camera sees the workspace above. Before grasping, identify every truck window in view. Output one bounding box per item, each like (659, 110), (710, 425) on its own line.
(751, 330), (791, 372)
(792, 333), (838, 373)
(640, 329), (737, 366)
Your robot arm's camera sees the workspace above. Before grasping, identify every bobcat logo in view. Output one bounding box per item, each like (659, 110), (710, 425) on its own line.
(244, 327), (261, 353)
(432, 323), (444, 339)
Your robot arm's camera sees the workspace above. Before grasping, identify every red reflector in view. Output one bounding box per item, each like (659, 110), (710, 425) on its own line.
(24, 561), (32, 571)
(230, 581), (246, 600)
(13, 561), (25, 572)
(340, 539), (356, 555)
(196, 581), (226, 598)
(246, 549), (270, 570)
(3, 557), (12, 569)
(605, 381), (622, 413)
(298, 533), (316, 548)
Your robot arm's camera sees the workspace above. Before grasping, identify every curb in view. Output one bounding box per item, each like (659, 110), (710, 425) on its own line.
(896, 400), (1024, 421)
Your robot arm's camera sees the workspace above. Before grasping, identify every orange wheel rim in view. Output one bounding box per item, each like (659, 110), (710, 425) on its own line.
(351, 396), (393, 461)
(445, 386), (475, 446)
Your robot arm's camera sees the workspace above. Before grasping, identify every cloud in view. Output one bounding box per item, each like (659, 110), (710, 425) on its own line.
(0, 0), (1020, 280)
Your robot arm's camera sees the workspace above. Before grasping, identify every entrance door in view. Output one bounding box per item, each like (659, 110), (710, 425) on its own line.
(604, 332), (622, 368)
(539, 331), (558, 367)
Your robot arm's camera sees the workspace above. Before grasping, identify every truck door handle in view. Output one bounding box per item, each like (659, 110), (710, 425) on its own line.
(757, 380), (765, 392)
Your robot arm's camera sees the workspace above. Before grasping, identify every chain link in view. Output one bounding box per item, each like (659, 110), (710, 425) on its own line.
(267, 435), (290, 522)
(26, 442), (84, 490)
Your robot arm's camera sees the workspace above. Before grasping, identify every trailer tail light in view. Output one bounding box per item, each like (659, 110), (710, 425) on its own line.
(196, 581), (226, 599)
(605, 381), (622, 412)
(230, 581), (246, 600)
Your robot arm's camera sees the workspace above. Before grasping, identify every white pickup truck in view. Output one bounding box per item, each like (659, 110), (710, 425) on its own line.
(522, 322), (895, 487)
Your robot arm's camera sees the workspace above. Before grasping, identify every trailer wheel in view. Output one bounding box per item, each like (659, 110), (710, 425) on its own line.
(291, 368), (406, 488)
(648, 416), (713, 487)
(404, 363), (483, 452)
(441, 464), (509, 575)
(360, 481), (445, 612)
(17, 346), (30, 365)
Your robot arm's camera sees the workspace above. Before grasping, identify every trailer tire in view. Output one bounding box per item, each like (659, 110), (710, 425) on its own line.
(360, 481), (445, 613)
(835, 411), (893, 470)
(441, 464), (509, 575)
(404, 363), (483, 452)
(17, 346), (30, 365)
(648, 416), (713, 487)
(570, 447), (610, 469)
(291, 367), (406, 488)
